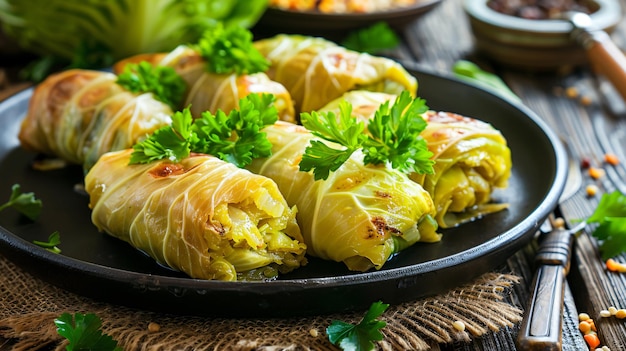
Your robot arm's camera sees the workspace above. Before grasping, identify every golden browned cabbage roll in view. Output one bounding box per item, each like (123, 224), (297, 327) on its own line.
(113, 46), (296, 122)
(247, 122), (439, 272)
(18, 69), (173, 169)
(85, 149), (307, 281)
(319, 91), (512, 228)
(253, 34), (418, 114)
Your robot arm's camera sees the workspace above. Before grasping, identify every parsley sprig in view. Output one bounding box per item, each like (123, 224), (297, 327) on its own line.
(0, 184), (42, 221)
(130, 93), (278, 167)
(55, 312), (122, 351)
(299, 91), (434, 180)
(116, 61), (187, 110)
(327, 301), (390, 351)
(194, 23), (269, 75)
(33, 231), (62, 254)
(587, 190), (626, 260)
(341, 22), (400, 54)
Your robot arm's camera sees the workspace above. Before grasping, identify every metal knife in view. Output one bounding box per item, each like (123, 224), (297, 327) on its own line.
(516, 140), (583, 351)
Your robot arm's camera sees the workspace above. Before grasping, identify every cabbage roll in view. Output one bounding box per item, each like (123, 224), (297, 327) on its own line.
(253, 34), (418, 114)
(113, 46), (296, 122)
(18, 69), (173, 170)
(85, 149), (307, 281)
(247, 122), (439, 272)
(319, 91), (512, 228)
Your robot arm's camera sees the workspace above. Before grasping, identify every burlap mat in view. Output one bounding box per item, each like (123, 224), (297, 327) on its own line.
(0, 253), (522, 351)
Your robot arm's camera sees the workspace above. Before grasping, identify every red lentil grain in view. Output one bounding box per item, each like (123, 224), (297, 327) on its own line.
(589, 167), (605, 179)
(604, 153), (619, 166)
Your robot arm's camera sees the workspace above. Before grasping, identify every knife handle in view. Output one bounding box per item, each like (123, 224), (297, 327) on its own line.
(574, 29), (626, 102)
(516, 228), (573, 351)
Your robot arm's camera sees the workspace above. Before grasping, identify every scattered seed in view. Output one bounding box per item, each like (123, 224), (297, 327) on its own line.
(615, 309), (626, 319)
(309, 328), (319, 337)
(600, 310), (612, 318)
(580, 157), (591, 169)
(579, 320), (592, 333)
(609, 306), (618, 315)
(148, 322), (161, 332)
(452, 320), (466, 331)
(580, 95), (593, 106)
(586, 184), (599, 197)
(579, 313), (591, 321)
(566, 86), (579, 98)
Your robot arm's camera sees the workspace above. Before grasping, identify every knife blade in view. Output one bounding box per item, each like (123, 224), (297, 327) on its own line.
(516, 140), (583, 351)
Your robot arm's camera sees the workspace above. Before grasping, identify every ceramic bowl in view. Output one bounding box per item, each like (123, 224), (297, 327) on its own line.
(464, 0), (623, 70)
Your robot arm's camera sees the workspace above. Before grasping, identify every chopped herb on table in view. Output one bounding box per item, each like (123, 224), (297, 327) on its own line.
(55, 312), (122, 351)
(586, 190), (626, 260)
(327, 301), (390, 351)
(0, 184), (42, 221)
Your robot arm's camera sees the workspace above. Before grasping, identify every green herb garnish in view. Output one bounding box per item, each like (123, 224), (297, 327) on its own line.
(327, 301), (390, 351)
(341, 22), (400, 54)
(587, 190), (626, 260)
(33, 231), (62, 254)
(194, 23), (269, 75)
(0, 184), (42, 221)
(299, 91), (434, 180)
(55, 312), (122, 351)
(130, 93), (277, 167)
(116, 61), (187, 110)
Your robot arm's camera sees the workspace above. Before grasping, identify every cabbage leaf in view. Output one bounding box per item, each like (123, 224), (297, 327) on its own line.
(0, 0), (268, 69)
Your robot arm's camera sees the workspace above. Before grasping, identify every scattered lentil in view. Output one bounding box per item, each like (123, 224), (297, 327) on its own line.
(566, 86), (579, 98)
(579, 313), (591, 321)
(609, 306), (618, 315)
(604, 153), (620, 166)
(615, 309), (626, 319)
(606, 259), (626, 273)
(589, 167), (605, 180)
(309, 328), (319, 337)
(580, 95), (593, 106)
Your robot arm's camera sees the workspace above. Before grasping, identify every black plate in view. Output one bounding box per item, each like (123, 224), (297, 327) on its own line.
(253, 0), (442, 40)
(0, 64), (567, 317)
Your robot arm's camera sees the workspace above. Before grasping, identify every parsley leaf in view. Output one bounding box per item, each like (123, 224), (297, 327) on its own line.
(55, 312), (122, 351)
(116, 61), (187, 110)
(587, 190), (626, 260)
(33, 231), (62, 254)
(299, 91), (434, 180)
(194, 23), (269, 75)
(341, 22), (400, 54)
(0, 184), (43, 221)
(130, 93), (278, 168)
(327, 301), (389, 351)
(130, 108), (194, 164)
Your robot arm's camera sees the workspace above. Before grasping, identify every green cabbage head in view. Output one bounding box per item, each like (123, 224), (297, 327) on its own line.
(0, 0), (268, 65)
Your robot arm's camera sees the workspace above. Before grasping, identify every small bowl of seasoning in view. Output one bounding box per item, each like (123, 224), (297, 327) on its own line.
(464, 0), (623, 70)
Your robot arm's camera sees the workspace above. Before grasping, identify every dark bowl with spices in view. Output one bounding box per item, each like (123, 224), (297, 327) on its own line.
(464, 0), (622, 70)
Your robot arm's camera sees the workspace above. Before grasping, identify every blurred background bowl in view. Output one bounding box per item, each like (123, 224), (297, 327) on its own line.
(464, 0), (622, 70)
(253, 0), (442, 40)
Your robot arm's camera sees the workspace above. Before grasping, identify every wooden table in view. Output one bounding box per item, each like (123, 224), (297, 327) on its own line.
(1, 0), (626, 350)
(393, 0), (626, 350)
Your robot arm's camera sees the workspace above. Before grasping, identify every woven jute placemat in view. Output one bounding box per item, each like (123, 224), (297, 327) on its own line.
(0, 253), (522, 351)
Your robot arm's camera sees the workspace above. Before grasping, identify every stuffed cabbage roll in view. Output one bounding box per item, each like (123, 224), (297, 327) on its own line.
(85, 149), (307, 281)
(253, 34), (418, 114)
(18, 69), (173, 170)
(113, 46), (296, 122)
(247, 122), (439, 272)
(319, 91), (512, 228)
